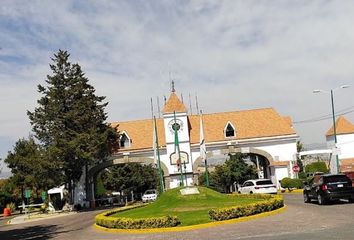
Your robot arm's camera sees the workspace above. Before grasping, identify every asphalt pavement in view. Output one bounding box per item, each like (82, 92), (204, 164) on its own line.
(0, 194), (354, 240)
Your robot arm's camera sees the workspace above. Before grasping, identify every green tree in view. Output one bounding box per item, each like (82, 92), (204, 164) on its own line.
(296, 141), (304, 173)
(95, 173), (107, 198)
(27, 50), (118, 203)
(305, 161), (329, 173)
(4, 137), (56, 205)
(208, 153), (257, 193)
(101, 163), (159, 196)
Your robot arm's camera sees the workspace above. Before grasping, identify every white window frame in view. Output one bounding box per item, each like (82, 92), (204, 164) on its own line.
(119, 131), (131, 148)
(224, 121), (236, 138)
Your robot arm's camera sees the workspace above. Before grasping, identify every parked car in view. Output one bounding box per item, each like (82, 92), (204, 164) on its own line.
(238, 179), (277, 194)
(303, 174), (354, 205)
(142, 189), (158, 203)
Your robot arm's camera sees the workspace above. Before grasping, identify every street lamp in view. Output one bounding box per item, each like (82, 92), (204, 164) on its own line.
(313, 85), (350, 173)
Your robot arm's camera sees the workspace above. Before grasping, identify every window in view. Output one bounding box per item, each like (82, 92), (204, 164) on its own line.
(120, 133), (131, 148)
(224, 122), (235, 138)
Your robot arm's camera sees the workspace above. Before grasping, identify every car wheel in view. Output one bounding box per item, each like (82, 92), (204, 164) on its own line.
(317, 194), (326, 205)
(349, 198), (354, 203)
(304, 193), (310, 203)
(249, 191), (253, 194)
(238, 191), (241, 194)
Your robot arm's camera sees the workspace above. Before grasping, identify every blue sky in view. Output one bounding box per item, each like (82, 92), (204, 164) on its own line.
(1, 0), (354, 175)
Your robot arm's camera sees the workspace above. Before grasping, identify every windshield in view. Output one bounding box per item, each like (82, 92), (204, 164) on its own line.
(324, 175), (350, 183)
(256, 180), (273, 185)
(145, 190), (156, 195)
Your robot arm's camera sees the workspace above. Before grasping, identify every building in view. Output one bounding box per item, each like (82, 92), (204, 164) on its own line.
(73, 88), (299, 206)
(110, 89), (298, 189)
(326, 116), (354, 173)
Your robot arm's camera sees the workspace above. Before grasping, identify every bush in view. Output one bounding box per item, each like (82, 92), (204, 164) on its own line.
(280, 178), (303, 190)
(95, 205), (180, 229)
(208, 194), (283, 221)
(305, 162), (329, 173)
(6, 202), (16, 213)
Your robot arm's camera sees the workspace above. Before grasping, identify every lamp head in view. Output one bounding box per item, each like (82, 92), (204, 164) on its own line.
(340, 85), (350, 89)
(313, 89), (322, 93)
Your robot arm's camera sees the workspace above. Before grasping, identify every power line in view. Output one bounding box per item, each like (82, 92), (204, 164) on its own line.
(293, 106), (354, 124)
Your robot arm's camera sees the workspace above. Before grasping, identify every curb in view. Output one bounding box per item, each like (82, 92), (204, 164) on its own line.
(94, 205), (287, 234)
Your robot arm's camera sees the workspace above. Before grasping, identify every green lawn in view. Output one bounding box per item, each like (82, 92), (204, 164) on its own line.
(111, 187), (264, 226)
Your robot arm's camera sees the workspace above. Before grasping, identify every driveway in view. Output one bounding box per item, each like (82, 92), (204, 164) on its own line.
(1, 194), (354, 239)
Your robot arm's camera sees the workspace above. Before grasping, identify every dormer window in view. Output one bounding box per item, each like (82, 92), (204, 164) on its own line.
(224, 122), (236, 138)
(120, 132), (131, 148)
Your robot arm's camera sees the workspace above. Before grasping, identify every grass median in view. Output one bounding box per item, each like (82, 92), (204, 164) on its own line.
(110, 187), (266, 226)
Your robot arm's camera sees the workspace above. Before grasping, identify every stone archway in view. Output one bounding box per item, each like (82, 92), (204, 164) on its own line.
(192, 147), (275, 184)
(86, 156), (169, 202)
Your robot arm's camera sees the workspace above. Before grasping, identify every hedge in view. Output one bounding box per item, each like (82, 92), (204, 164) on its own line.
(208, 194), (284, 221)
(280, 177), (304, 190)
(95, 205), (180, 229)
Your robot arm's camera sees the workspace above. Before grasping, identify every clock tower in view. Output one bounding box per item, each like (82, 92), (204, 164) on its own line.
(162, 87), (193, 188)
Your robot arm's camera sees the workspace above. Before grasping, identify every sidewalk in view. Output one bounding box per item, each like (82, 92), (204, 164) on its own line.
(6, 211), (77, 225)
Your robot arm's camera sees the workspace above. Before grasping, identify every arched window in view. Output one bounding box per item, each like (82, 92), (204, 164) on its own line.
(224, 122), (236, 138)
(120, 132), (131, 148)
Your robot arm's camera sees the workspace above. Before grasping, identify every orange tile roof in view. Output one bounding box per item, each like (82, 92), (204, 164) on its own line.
(283, 116), (293, 127)
(111, 107), (296, 151)
(111, 118), (166, 151)
(326, 116), (354, 136)
(189, 108), (296, 144)
(162, 92), (187, 113)
(340, 158), (354, 172)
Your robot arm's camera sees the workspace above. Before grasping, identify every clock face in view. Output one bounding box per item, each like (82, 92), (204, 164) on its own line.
(168, 119), (184, 133)
(170, 151), (189, 165)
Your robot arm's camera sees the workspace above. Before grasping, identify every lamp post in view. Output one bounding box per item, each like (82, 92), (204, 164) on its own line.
(313, 85), (350, 173)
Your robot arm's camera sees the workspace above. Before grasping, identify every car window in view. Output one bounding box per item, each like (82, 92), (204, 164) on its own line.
(324, 175), (351, 183)
(145, 190), (156, 194)
(242, 182), (252, 187)
(256, 180), (273, 185)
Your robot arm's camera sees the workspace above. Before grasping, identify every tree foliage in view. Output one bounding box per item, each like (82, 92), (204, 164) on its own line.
(3, 137), (59, 206)
(101, 163), (159, 196)
(27, 50), (118, 201)
(4, 137), (58, 191)
(206, 153), (257, 193)
(296, 141), (304, 173)
(305, 161), (329, 173)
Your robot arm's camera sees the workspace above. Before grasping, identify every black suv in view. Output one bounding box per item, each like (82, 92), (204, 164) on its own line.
(303, 174), (354, 205)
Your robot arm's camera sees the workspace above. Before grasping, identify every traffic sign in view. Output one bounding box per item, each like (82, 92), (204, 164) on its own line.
(293, 165), (300, 173)
(41, 191), (46, 201)
(25, 189), (31, 198)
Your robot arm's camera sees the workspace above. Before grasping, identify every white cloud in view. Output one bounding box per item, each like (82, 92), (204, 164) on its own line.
(1, 0), (354, 164)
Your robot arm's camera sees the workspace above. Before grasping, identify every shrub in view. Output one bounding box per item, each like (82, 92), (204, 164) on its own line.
(208, 194), (283, 221)
(95, 205), (180, 229)
(6, 202), (16, 213)
(305, 161), (329, 173)
(280, 178), (303, 190)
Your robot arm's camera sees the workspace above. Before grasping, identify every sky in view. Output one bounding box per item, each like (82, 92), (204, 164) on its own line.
(1, 0), (354, 176)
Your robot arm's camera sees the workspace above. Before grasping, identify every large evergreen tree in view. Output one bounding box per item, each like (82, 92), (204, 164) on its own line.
(27, 50), (118, 203)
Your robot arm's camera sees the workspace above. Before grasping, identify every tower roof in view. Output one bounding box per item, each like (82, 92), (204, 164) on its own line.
(162, 92), (187, 113)
(326, 116), (354, 136)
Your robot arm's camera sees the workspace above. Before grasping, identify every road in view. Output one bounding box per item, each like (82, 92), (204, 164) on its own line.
(1, 194), (354, 239)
